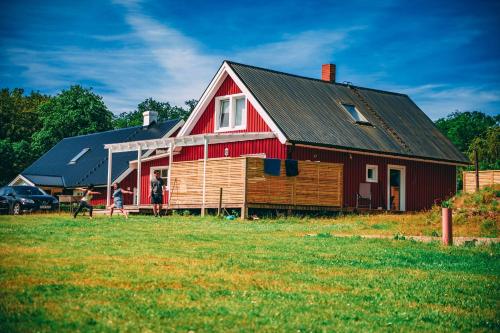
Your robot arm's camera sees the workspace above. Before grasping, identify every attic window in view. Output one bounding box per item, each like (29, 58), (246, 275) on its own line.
(68, 148), (90, 165)
(214, 94), (247, 132)
(341, 104), (370, 124)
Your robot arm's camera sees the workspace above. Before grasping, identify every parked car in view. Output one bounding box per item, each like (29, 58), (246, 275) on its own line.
(0, 186), (59, 214)
(0, 195), (9, 214)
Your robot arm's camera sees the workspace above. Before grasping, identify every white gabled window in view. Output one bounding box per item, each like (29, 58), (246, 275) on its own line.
(341, 103), (369, 124)
(215, 94), (247, 131)
(68, 148), (90, 165)
(366, 164), (378, 183)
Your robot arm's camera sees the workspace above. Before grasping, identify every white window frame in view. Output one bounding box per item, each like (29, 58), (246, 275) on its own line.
(214, 93), (247, 132)
(150, 166), (169, 189)
(366, 164), (378, 183)
(68, 148), (90, 165)
(341, 103), (369, 124)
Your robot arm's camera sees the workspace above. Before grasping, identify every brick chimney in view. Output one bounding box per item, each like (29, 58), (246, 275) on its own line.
(143, 111), (158, 127)
(321, 64), (336, 83)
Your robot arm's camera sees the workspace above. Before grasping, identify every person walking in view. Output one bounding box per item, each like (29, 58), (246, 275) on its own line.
(108, 183), (133, 219)
(149, 170), (166, 217)
(73, 185), (100, 219)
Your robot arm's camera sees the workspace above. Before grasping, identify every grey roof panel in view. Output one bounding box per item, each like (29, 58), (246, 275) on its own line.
(228, 61), (468, 164)
(23, 175), (65, 187)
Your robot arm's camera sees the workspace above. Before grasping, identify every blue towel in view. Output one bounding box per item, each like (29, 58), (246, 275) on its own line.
(264, 158), (281, 176)
(285, 159), (299, 176)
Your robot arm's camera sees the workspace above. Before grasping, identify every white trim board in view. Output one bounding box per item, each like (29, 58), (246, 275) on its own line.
(177, 61), (287, 144)
(9, 174), (35, 186)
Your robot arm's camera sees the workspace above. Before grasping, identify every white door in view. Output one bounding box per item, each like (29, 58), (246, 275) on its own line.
(387, 165), (406, 211)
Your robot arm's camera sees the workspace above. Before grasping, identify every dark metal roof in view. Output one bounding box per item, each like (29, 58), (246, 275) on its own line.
(21, 120), (182, 187)
(23, 175), (65, 187)
(227, 61), (468, 164)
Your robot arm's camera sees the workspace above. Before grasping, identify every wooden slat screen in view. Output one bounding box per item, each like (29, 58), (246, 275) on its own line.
(245, 158), (343, 207)
(463, 170), (500, 193)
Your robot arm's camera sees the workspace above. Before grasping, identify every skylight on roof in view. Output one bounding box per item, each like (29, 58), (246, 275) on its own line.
(341, 104), (370, 124)
(68, 148), (90, 165)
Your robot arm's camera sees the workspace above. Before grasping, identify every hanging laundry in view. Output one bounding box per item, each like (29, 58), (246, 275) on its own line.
(264, 158), (281, 176)
(285, 159), (299, 177)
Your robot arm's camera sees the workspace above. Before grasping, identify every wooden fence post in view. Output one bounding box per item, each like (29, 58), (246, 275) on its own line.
(218, 188), (223, 216)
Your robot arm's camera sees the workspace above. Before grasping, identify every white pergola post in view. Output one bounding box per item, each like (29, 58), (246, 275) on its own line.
(201, 136), (208, 216)
(137, 146), (142, 206)
(167, 142), (174, 205)
(106, 149), (113, 207)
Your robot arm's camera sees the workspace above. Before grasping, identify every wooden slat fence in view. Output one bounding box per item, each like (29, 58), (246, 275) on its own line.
(463, 170), (500, 193)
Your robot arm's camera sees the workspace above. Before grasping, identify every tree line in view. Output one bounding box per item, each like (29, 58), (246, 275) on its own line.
(0, 85), (498, 188)
(0, 86), (196, 186)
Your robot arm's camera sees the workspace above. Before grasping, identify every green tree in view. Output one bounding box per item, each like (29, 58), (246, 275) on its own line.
(0, 88), (50, 142)
(435, 111), (499, 152)
(32, 85), (113, 156)
(0, 89), (51, 185)
(113, 98), (196, 129)
(0, 139), (15, 186)
(468, 126), (500, 170)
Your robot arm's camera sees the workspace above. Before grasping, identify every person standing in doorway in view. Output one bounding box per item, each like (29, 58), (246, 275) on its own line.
(73, 185), (100, 219)
(108, 183), (133, 219)
(149, 170), (166, 217)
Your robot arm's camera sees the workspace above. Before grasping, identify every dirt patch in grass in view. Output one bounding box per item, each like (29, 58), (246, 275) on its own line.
(0, 245), (59, 256)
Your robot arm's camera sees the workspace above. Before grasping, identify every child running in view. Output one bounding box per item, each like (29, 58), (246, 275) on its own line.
(73, 185), (100, 219)
(109, 183), (133, 219)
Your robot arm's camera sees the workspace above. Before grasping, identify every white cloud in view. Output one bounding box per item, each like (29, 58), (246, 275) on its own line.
(393, 84), (500, 119)
(14, 1), (495, 122)
(233, 29), (357, 70)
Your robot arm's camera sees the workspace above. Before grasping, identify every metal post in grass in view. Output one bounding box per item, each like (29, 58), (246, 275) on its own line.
(474, 148), (479, 192)
(441, 200), (453, 246)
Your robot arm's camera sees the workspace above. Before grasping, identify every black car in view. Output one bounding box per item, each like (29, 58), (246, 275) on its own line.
(0, 186), (59, 214)
(0, 195), (9, 214)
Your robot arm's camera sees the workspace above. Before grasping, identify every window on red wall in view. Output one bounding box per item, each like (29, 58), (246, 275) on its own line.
(366, 164), (378, 183)
(215, 94), (247, 131)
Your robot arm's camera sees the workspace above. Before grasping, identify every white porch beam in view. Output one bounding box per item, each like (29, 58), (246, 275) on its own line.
(103, 132), (276, 153)
(201, 136), (209, 216)
(167, 142), (173, 205)
(106, 149), (112, 207)
(137, 147), (142, 206)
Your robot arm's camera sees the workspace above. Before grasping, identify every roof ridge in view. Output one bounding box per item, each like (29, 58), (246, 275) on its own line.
(62, 119), (181, 141)
(225, 60), (406, 97)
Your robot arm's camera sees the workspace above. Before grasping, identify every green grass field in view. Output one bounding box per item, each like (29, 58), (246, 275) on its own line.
(0, 214), (499, 332)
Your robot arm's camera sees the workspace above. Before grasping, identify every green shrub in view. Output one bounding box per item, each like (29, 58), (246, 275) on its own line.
(480, 219), (498, 238)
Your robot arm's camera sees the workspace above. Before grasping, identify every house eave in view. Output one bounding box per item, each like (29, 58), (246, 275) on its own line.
(290, 140), (470, 167)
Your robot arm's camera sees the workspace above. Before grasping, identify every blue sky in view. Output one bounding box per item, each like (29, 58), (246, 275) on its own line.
(1, 0), (499, 119)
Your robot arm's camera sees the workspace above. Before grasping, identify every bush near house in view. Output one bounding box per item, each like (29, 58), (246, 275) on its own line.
(426, 185), (499, 237)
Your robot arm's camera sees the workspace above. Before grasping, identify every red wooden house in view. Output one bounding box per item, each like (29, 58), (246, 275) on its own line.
(103, 61), (468, 216)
